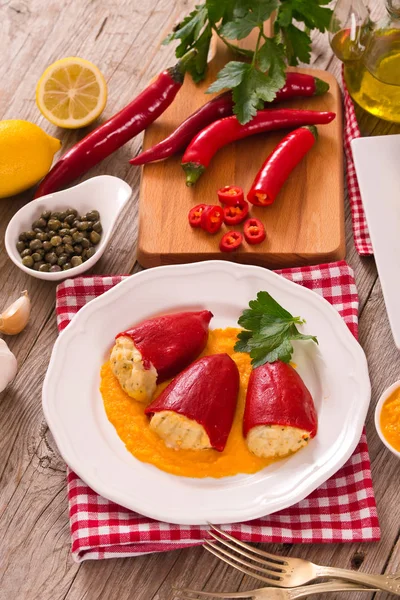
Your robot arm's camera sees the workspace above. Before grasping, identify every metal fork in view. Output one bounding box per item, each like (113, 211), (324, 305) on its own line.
(174, 581), (380, 599)
(203, 525), (400, 595)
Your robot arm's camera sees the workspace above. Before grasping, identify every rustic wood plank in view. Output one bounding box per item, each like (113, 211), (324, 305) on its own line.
(1, 0), (399, 598)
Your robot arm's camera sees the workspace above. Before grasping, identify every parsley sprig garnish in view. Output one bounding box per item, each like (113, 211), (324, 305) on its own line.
(234, 291), (318, 367)
(164, 0), (332, 124)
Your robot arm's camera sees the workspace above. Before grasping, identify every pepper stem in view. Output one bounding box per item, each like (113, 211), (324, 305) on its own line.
(182, 162), (206, 186)
(169, 49), (198, 84)
(314, 77), (330, 95)
(302, 125), (318, 140)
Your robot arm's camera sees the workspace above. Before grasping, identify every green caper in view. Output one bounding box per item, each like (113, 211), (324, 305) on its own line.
(26, 230), (36, 240)
(66, 208), (78, 217)
(47, 230), (56, 238)
(57, 255), (68, 266)
(86, 247), (96, 259)
(21, 248), (32, 258)
(48, 219), (61, 230)
(55, 245), (65, 256)
(45, 252), (58, 265)
(86, 210), (100, 221)
(81, 238), (90, 249)
(64, 243), (74, 255)
(18, 232), (27, 242)
(39, 263), (51, 272)
(59, 211), (68, 221)
(37, 249), (45, 258)
(61, 222), (70, 229)
(41, 210), (51, 220)
(71, 256), (83, 268)
(92, 221), (103, 234)
(49, 265), (62, 273)
(69, 228), (77, 235)
(77, 221), (89, 231)
(63, 262), (72, 270)
(64, 214), (75, 225)
(34, 228), (44, 234)
(22, 256), (34, 268)
(33, 261), (45, 271)
(62, 235), (73, 245)
(72, 232), (84, 244)
(50, 211), (61, 219)
(74, 244), (83, 255)
(72, 219), (80, 228)
(89, 231), (101, 245)
(16, 241), (26, 253)
(29, 239), (43, 251)
(33, 218), (47, 229)
(31, 252), (42, 262)
(50, 236), (62, 247)
(59, 228), (70, 237)
(43, 241), (53, 252)
(36, 232), (48, 242)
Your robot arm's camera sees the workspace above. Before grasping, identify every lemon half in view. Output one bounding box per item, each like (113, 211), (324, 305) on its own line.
(36, 57), (108, 129)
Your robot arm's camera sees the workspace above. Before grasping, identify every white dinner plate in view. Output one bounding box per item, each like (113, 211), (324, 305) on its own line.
(352, 134), (400, 349)
(42, 260), (370, 524)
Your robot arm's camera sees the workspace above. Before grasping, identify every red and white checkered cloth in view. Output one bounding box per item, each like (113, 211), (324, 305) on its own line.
(342, 71), (373, 256)
(55, 261), (380, 562)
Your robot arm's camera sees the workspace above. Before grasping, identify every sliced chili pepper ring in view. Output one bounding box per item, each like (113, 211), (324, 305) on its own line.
(217, 185), (244, 206)
(223, 200), (249, 226)
(188, 204), (206, 228)
(219, 231), (243, 253)
(200, 205), (223, 234)
(243, 218), (266, 245)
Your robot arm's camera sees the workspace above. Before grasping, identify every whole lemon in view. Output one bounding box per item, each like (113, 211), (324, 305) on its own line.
(0, 120), (61, 198)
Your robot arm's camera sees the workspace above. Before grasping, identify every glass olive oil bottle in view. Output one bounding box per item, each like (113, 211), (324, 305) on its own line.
(330, 0), (400, 123)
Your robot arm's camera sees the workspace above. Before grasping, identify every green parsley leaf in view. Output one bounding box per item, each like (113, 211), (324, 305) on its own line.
(234, 291), (318, 367)
(282, 24), (312, 65)
(207, 61), (249, 93)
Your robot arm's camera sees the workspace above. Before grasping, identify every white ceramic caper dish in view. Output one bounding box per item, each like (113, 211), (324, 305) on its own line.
(5, 175), (132, 281)
(375, 380), (400, 459)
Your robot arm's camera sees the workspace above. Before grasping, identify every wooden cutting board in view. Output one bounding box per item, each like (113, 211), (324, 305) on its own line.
(137, 40), (344, 269)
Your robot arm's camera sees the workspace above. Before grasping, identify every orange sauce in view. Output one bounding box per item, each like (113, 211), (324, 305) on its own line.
(380, 387), (400, 452)
(100, 327), (276, 478)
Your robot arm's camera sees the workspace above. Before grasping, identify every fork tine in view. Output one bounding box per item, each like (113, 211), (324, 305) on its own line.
(173, 587), (254, 598)
(208, 525), (287, 565)
(205, 541), (283, 580)
(208, 531), (284, 573)
(204, 541), (283, 585)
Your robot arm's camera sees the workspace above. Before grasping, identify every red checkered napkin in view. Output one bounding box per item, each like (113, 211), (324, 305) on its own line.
(56, 261), (380, 562)
(342, 70), (373, 256)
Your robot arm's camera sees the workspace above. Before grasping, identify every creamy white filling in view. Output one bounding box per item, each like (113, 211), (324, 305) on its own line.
(150, 410), (212, 450)
(247, 424), (310, 458)
(110, 336), (157, 402)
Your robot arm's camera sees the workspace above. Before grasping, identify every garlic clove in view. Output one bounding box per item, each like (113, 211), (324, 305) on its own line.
(0, 339), (18, 392)
(0, 290), (31, 335)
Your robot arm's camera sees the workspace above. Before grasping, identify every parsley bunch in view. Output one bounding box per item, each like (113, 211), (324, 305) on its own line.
(164, 0), (332, 123)
(234, 291), (318, 367)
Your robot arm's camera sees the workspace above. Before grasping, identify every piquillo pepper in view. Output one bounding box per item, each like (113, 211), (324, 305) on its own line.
(219, 231), (243, 253)
(247, 126), (318, 206)
(129, 73), (329, 166)
(188, 204), (206, 228)
(217, 185), (244, 206)
(243, 218), (266, 245)
(181, 110), (335, 186)
(200, 205), (223, 234)
(223, 201), (249, 226)
(34, 50), (196, 198)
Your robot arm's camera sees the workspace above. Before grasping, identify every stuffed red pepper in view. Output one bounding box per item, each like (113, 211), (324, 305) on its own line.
(244, 361), (317, 458)
(110, 310), (212, 402)
(145, 354), (239, 451)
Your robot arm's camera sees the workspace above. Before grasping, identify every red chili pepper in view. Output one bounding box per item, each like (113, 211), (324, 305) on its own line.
(217, 185), (244, 206)
(247, 126), (318, 207)
(34, 50), (196, 198)
(145, 354), (239, 452)
(200, 205), (223, 234)
(219, 231), (243, 253)
(188, 204), (206, 228)
(118, 310), (212, 383)
(243, 218), (266, 245)
(181, 110), (335, 186)
(129, 73), (329, 166)
(223, 200), (249, 225)
(243, 361), (318, 439)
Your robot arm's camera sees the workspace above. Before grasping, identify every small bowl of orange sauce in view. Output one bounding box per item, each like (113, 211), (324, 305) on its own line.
(375, 380), (400, 458)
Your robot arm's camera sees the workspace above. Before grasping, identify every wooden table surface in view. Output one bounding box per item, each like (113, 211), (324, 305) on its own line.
(1, 1), (400, 599)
